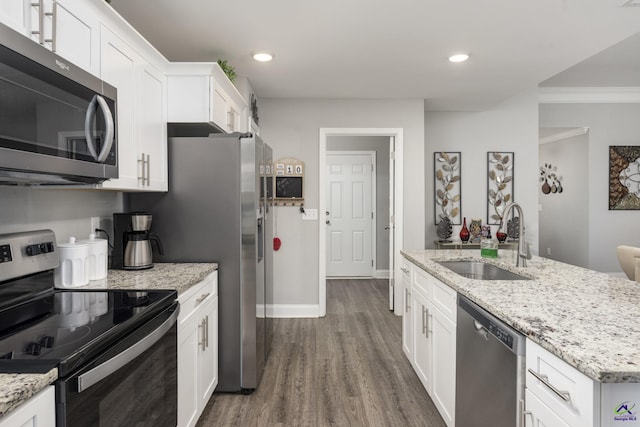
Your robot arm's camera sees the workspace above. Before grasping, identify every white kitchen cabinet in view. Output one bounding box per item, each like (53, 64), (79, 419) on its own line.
(98, 25), (167, 192)
(401, 257), (412, 359)
(525, 389), (570, 427)
(402, 256), (456, 427)
(0, 1), (30, 35)
(167, 62), (247, 133)
(526, 339), (599, 427)
(411, 285), (432, 393)
(178, 271), (218, 427)
(0, 386), (55, 427)
(0, 0), (100, 75)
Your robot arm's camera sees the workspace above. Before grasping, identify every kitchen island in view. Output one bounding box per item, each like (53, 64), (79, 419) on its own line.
(402, 249), (640, 383)
(0, 263), (218, 421)
(402, 249), (640, 427)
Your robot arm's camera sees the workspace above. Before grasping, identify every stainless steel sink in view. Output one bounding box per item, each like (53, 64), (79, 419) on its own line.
(436, 261), (530, 281)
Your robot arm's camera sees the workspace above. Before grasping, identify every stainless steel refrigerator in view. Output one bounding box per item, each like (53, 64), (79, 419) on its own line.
(128, 132), (273, 392)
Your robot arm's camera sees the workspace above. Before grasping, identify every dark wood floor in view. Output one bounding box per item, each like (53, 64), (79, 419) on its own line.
(197, 279), (446, 427)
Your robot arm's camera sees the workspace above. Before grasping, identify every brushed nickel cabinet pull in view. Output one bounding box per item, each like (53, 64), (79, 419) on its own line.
(527, 368), (571, 402)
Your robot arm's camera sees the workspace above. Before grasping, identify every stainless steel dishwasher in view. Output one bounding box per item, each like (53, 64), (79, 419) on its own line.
(456, 295), (526, 427)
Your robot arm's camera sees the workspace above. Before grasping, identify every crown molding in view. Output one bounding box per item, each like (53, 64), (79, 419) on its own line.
(539, 127), (589, 145)
(539, 87), (640, 104)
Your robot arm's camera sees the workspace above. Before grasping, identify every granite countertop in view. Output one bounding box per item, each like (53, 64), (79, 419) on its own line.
(0, 263), (217, 420)
(402, 249), (640, 383)
(0, 369), (57, 417)
(80, 262), (219, 294)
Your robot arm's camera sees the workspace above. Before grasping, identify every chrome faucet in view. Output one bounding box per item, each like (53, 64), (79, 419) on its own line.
(498, 202), (532, 267)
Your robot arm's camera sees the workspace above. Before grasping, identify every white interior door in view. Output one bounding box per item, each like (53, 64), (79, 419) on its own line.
(326, 152), (374, 277)
(388, 137), (395, 310)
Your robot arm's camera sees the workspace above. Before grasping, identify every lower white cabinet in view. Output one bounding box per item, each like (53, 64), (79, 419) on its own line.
(403, 256), (456, 427)
(401, 258), (412, 359)
(525, 389), (570, 427)
(0, 386), (55, 427)
(178, 271), (218, 427)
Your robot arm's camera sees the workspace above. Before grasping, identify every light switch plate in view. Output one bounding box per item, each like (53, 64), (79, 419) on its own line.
(302, 209), (318, 221)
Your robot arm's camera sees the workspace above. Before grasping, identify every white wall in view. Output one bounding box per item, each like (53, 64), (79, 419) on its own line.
(539, 133), (589, 268)
(540, 103), (640, 273)
(260, 98), (425, 307)
(0, 187), (123, 242)
(327, 135), (390, 272)
(425, 88), (540, 253)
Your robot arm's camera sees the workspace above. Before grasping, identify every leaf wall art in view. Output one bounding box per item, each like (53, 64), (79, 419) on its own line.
(434, 152), (461, 225)
(487, 151), (514, 224)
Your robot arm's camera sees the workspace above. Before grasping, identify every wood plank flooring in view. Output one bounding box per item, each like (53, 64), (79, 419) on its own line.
(196, 279), (446, 427)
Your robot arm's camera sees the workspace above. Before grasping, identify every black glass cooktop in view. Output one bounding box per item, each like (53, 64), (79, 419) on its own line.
(0, 274), (176, 377)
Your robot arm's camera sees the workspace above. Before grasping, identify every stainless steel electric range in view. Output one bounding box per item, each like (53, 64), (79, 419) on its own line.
(0, 230), (179, 427)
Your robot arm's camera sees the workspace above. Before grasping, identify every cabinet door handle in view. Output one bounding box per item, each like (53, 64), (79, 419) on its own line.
(205, 315), (209, 348)
(404, 288), (409, 312)
(527, 368), (571, 402)
(138, 153), (145, 182)
(145, 154), (150, 186)
(198, 318), (206, 351)
(422, 305), (427, 336)
(195, 292), (210, 305)
(43, 1), (57, 52)
(31, 0), (44, 44)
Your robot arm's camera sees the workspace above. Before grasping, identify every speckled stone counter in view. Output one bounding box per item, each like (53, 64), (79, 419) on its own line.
(402, 249), (640, 383)
(0, 263), (217, 420)
(81, 262), (218, 294)
(0, 369), (57, 417)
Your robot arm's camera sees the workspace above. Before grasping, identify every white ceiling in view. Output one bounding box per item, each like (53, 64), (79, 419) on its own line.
(109, 0), (640, 111)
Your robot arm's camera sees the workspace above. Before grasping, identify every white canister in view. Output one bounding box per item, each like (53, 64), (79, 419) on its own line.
(78, 234), (108, 280)
(55, 237), (89, 288)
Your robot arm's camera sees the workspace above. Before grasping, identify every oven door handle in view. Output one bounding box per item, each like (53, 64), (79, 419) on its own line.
(76, 306), (179, 393)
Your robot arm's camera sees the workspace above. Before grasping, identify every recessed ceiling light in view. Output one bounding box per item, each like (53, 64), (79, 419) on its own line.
(448, 53), (469, 63)
(253, 52), (273, 62)
(620, 0), (640, 6)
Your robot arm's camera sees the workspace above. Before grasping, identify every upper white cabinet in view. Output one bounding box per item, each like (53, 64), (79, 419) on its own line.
(167, 63), (247, 133)
(98, 25), (167, 192)
(0, 0), (100, 75)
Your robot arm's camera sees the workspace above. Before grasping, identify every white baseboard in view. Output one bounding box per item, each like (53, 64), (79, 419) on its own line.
(258, 304), (320, 318)
(375, 269), (390, 279)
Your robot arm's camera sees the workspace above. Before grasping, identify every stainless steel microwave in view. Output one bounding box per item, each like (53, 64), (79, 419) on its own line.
(0, 22), (117, 185)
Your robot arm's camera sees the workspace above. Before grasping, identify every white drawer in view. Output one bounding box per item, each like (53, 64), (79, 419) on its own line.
(178, 271), (217, 323)
(431, 277), (457, 324)
(412, 266), (432, 299)
(526, 339), (598, 427)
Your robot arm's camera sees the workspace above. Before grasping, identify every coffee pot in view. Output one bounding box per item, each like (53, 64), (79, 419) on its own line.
(112, 212), (164, 270)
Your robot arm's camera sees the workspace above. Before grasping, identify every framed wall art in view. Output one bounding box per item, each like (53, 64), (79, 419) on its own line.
(487, 151), (514, 224)
(609, 145), (640, 210)
(434, 152), (461, 225)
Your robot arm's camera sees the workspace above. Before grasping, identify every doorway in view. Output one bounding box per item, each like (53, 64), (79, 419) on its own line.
(319, 128), (404, 317)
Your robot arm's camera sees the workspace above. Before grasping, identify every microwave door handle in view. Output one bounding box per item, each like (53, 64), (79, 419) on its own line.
(76, 306), (179, 393)
(84, 95), (99, 160)
(95, 95), (115, 163)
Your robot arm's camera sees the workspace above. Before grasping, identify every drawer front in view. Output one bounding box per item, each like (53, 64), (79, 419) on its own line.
(412, 266), (432, 299)
(526, 340), (597, 427)
(178, 271), (217, 323)
(431, 277), (457, 324)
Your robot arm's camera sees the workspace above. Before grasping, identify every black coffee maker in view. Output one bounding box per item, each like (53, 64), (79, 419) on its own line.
(112, 212), (164, 270)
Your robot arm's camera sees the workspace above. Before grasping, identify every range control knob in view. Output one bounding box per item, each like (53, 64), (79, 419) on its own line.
(25, 341), (41, 356)
(26, 244), (41, 256)
(39, 336), (55, 348)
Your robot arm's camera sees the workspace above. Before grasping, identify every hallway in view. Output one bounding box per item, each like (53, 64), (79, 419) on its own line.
(197, 279), (446, 426)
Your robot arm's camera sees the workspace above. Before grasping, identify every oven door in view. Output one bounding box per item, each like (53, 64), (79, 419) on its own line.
(56, 303), (178, 427)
